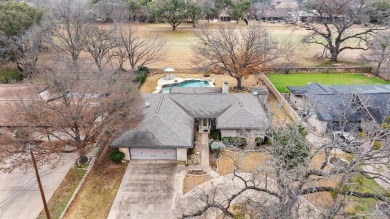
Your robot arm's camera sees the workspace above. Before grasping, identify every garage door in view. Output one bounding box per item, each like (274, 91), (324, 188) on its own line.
(130, 148), (177, 160)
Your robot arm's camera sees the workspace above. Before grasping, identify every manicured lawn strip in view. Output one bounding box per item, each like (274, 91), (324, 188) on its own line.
(62, 155), (128, 219)
(37, 167), (86, 219)
(266, 73), (390, 93)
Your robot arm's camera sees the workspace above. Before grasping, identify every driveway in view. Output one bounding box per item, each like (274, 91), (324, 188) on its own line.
(108, 160), (177, 219)
(0, 153), (75, 219)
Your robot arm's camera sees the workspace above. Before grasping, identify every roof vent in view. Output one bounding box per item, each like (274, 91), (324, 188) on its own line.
(252, 91), (258, 96)
(145, 101), (151, 108)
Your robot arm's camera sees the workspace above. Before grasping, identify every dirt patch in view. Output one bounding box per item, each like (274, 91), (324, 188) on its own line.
(63, 151), (128, 219)
(183, 174), (213, 194)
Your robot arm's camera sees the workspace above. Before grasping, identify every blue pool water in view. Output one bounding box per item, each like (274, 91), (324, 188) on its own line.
(162, 80), (210, 93)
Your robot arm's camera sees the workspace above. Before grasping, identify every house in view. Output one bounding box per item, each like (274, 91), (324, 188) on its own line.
(219, 8), (231, 22)
(288, 83), (390, 134)
(110, 88), (270, 161)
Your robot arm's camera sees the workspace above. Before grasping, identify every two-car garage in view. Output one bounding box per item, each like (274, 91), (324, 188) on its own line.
(129, 148), (177, 160)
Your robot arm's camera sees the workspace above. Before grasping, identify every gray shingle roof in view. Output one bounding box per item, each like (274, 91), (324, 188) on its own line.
(291, 83), (390, 123)
(111, 93), (270, 149)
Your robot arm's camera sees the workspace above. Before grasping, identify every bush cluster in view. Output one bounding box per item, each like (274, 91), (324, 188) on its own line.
(222, 137), (247, 147)
(210, 130), (221, 141)
(136, 66), (150, 85)
(0, 69), (24, 84)
(109, 150), (125, 164)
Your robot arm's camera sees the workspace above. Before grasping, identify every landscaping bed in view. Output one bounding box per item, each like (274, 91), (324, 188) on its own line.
(62, 152), (127, 219)
(267, 73), (390, 93)
(37, 167), (86, 219)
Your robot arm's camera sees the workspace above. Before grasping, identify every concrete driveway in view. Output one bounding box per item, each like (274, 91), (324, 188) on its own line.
(108, 160), (177, 219)
(0, 153), (75, 219)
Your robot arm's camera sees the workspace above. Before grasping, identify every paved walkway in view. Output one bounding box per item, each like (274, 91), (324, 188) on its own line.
(0, 153), (76, 219)
(108, 161), (177, 219)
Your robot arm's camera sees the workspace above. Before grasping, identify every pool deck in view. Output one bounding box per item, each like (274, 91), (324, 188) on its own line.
(153, 76), (216, 93)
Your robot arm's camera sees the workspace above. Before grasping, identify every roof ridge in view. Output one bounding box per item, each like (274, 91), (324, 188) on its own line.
(153, 115), (191, 145)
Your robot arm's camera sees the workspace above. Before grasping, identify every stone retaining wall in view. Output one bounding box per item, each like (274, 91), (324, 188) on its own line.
(260, 74), (303, 125)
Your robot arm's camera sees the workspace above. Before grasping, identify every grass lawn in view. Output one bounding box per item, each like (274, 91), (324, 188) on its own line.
(37, 167), (86, 219)
(267, 73), (390, 93)
(0, 69), (23, 84)
(63, 153), (128, 219)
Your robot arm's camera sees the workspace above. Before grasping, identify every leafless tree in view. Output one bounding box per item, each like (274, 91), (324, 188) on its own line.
(83, 24), (117, 71)
(51, 0), (89, 66)
(362, 31), (390, 76)
(301, 0), (389, 62)
(114, 24), (166, 71)
(177, 95), (390, 218)
(193, 23), (290, 90)
(0, 65), (141, 172)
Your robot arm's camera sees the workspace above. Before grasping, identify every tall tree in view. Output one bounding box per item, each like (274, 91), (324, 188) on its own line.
(228, 0), (251, 23)
(301, 0), (390, 62)
(52, 0), (89, 66)
(187, 0), (202, 27)
(0, 66), (140, 172)
(115, 24), (166, 71)
(361, 31), (390, 76)
(84, 24), (116, 71)
(193, 24), (288, 90)
(149, 0), (188, 30)
(0, 1), (43, 37)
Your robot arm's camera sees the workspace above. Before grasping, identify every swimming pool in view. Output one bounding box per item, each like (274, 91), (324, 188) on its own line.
(162, 80), (210, 93)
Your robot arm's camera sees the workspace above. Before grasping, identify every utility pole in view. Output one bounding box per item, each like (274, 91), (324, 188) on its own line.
(30, 147), (51, 219)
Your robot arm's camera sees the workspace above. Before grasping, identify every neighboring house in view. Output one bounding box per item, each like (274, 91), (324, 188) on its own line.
(262, 0), (299, 23)
(219, 8), (231, 22)
(110, 87), (270, 161)
(288, 83), (390, 134)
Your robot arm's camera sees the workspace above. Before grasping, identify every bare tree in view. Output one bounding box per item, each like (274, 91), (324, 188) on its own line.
(0, 65), (141, 172)
(114, 24), (166, 71)
(52, 0), (89, 66)
(177, 96), (390, 218)
(301, 0), (389, 62)
(84, 24), (116, 71)
(362, 31), (390, 76)
(193, 24), (289, 90)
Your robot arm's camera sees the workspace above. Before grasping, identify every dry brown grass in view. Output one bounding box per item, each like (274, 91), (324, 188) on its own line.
(63, 154), (128, 219)
(183, 174), (213, 194)
(216, 150), (270, 176)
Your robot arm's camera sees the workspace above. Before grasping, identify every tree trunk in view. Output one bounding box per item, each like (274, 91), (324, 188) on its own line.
(192, 19), (196, 27)
(235, 77), (243, 90)
(330, 51), (338, 62)
(172, 25), (176, 30)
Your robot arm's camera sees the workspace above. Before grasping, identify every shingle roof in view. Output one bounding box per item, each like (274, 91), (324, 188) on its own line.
(290, 83), (390, 123)
(111, 93), (270, 149)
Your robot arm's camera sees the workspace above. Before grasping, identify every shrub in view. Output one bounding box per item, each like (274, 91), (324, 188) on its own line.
(136, 71), (147, 85)
(222, 137), (247, 147)
(372, 141), (383, 150)
(210, 130), (221, 141)
(210, 141), (225, 157)
(0, 69), (24, 84)
(109, 151), (125, 164)
(255, 137), (264, 146)
(138, 66), (150, 74)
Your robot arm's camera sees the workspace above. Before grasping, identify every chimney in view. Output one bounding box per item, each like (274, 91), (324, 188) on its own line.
(222, 82), (229, 94)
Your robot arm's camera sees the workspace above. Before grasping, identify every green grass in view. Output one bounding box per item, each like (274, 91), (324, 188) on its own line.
(267, 73), (390, 93)
(0, 69), (24, 84)
(348, 173), (389, 215)
(37, 167), (86, 219)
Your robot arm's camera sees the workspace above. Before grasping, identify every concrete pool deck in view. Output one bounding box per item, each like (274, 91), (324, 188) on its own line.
(153, 76), (215, 93)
